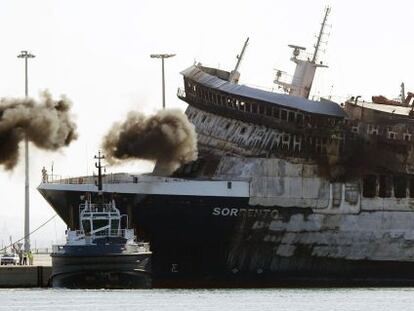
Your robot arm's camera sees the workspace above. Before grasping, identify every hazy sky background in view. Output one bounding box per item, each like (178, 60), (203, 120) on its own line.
(0, 0), (413, 248)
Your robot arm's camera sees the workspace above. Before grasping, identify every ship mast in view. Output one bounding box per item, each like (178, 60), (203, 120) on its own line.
(229, 37), (249, 84)
(312, 6), (331, 64)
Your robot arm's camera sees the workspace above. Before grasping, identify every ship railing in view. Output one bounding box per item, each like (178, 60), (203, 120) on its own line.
(42, 173), (149, 185)
(42, 172), (250, 185)
(177, 87), (186, 99)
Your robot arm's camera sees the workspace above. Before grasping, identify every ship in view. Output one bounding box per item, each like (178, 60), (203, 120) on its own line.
(39, 7), (414, 287)
(50, 153), (151, 289)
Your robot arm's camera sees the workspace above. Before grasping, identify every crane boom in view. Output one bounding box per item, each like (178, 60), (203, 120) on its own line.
(229, 37), (249, 84)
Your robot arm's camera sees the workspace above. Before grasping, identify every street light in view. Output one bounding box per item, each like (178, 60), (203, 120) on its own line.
(17, 50), (35, 253)
(150, 53), (175, 109)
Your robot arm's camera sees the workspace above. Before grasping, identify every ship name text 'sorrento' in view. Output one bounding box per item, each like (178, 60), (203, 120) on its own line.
(102, 109), (198, 175)
(212, 207), (280, 219)
(0, 90), (78, 170)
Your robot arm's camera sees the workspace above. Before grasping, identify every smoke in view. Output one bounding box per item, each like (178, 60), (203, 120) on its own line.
(0, 91), (77, 170)
(102, 109), (198, 175)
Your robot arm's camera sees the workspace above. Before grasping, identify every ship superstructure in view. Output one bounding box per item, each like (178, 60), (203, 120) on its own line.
(38, 8), (414, 287)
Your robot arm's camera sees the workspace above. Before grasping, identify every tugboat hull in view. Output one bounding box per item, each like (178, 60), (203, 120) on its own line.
(51, 249), (151, 289)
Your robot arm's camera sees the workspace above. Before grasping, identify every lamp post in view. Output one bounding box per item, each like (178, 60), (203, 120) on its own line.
(150, 53), (175, 109)
(17, 50), (35, 253)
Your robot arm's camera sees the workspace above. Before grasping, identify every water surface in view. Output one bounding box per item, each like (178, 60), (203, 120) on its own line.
(1, 288), (414, 311)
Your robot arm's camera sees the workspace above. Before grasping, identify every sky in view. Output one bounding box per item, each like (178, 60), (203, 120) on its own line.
(0, 0), (413, 249)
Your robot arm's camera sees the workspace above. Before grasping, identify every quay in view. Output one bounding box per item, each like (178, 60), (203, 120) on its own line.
(0, 254), (51, 288)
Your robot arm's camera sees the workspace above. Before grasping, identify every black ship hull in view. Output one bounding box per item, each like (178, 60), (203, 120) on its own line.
(51, 245), (151, 289)
(40, 188), (414, 287)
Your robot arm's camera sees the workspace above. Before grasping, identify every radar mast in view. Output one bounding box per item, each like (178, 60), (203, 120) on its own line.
(274, 6), (331, 99)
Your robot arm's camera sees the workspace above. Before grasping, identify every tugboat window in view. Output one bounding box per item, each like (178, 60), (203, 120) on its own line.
(82, 220), (91, 234)
(111, 219), (120, 232)
(378, 175), (391, 198)
(410, 177), (414, 198)
(394, 176), (407, 198)
(93, 219), (109, 236)
(363, 175), (377, 198)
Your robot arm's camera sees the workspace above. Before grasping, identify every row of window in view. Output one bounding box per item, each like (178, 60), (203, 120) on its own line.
(185, 80), (341, 129)
(363, 175), (414, 198)
(351, 124), (413, 141)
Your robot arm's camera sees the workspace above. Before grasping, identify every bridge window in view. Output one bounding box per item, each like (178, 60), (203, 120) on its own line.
(296, 113), (303, 125)
(252, 104), (257, 113)
(288, 111), (295, 122)
(266, 106), (272, 116)
(363, 175), (377, 198)
(218, 96), (223, 105)
(281, 110), (287, 121)
(394, 176), (407, 198)
(258, 105), (264, 114)
(245, 102), (251, 112)
(273, 107), (280, 118)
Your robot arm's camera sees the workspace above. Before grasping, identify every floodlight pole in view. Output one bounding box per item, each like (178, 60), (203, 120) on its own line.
(150, 53), (176, 109)
(17, 50), (35, 253)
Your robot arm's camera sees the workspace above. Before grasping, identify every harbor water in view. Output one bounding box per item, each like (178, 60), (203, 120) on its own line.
(1, 288), (414, 310)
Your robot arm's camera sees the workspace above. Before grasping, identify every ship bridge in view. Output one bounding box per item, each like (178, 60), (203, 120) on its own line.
(180, 65), (346, 119)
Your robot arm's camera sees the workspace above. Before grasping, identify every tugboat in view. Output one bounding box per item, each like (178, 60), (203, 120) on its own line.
(50, 152), (151, 289)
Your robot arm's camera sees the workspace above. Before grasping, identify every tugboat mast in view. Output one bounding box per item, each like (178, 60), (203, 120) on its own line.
(94, 151), (105, 192)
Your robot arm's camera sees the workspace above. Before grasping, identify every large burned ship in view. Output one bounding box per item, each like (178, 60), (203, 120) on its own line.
(39, 8), (414, 287)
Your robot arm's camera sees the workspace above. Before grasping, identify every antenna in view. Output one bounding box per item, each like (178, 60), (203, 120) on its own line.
(312, 6), (331, 63)
(229, 37), (249, 84)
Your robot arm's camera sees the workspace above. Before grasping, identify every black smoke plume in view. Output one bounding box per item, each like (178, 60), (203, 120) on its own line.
(102, 109), (198, 175)
(0, 91), (77, 170)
